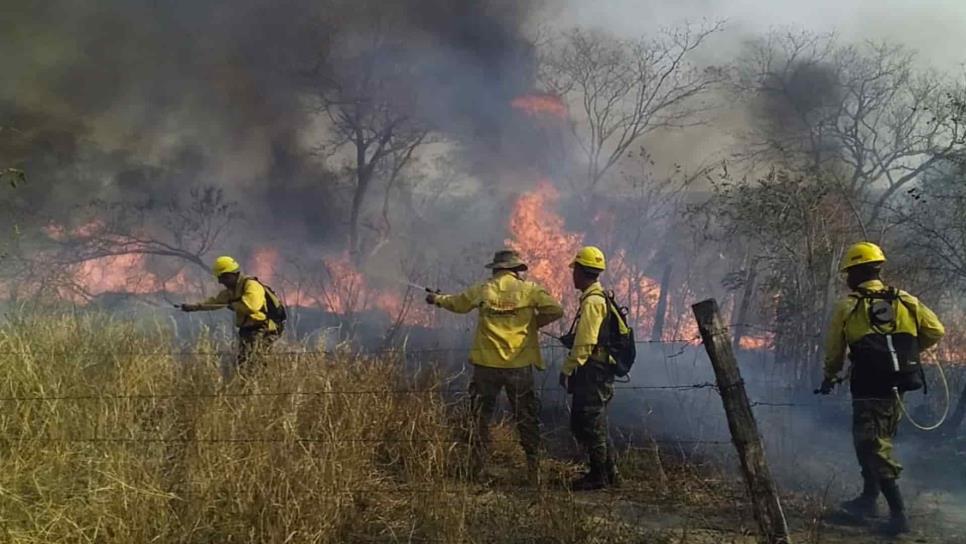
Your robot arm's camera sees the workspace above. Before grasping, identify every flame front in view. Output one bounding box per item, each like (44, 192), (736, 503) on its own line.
(511, 93), (568, 119)
(507, 180), (582, 302)
(505, 179), (698, 341)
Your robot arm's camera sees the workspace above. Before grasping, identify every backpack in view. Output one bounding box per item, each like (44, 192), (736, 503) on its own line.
(248, 277), (287, 333)
(563, 290), (637, 378)
(847, 287), (923, 393)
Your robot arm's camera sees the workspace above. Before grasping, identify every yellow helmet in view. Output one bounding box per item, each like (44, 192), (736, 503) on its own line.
(840, 242), (886, 272)
(212, 255), (241, 278)
(570, 246), (606, 271)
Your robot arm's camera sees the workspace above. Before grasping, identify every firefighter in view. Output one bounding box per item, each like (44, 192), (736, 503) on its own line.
(178, 256), (281, 371)
(820, 242), (945, 535)
(559, 246), (619, 491)
(426, 249), (563, 485)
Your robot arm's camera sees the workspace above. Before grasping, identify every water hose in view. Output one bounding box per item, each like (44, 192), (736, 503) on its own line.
(895, 359), (950, 431)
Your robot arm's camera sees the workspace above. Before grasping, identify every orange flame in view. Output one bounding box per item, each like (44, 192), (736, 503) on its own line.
(507, 180), (583, 302)
(738, 334), (773, 351)
(306, 251), (435, 327)
(511, 93), (568, 119)
(248, 247), (279, 284)
(505, 179), (698, 341)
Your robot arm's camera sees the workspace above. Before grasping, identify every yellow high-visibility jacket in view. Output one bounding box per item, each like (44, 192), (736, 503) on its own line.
(824, 279), (944, 387)
(434, 271), (563, 369)
(192, 276), (277, 332)
(562, 281), (614, 376)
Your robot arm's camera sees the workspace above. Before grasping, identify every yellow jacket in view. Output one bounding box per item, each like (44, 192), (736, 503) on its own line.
(562, 281), (614, 376)
(823, 279), (944, 381)
(192, 276), (277, 332)
(434, 271), (563, 369)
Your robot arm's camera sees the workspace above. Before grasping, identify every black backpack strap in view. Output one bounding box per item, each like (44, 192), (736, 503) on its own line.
(569, 291), (605, 334)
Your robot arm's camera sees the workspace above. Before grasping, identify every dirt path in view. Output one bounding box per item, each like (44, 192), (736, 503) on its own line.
(476, 454), (966, 543)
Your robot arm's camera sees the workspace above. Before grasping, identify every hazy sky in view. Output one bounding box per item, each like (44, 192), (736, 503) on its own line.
(558, 0), (966, 70)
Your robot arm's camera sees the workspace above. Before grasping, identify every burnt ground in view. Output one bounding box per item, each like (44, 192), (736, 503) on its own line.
(471, 457), (966, 543)
(471, 422), (966, 543)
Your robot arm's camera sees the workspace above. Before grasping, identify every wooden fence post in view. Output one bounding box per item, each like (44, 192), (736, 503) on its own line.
(692, 298), (791, 544)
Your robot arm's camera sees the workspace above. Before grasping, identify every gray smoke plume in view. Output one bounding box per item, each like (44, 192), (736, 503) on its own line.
(1, 0), (545, 240)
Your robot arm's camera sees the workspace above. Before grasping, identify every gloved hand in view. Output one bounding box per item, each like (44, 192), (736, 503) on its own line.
(425, 292), (437, 305)
(817, 378), (836, 395)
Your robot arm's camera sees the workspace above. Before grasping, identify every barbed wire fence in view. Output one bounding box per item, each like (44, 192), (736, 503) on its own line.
(0, 336), (888, 454)
(3, 326), (963, 544)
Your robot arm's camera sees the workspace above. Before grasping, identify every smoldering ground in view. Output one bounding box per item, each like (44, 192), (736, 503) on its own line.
(602, 343), (966, 513)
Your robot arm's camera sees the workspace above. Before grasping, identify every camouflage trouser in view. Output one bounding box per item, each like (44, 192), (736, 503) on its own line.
(853, 397), (902, 481)
(570, 362), (615, 468)
(237, 326), (278, 371)
(468, 365), (540, 469)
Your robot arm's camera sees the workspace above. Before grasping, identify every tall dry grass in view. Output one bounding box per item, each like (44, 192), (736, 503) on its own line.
(0, 312), (654, 543)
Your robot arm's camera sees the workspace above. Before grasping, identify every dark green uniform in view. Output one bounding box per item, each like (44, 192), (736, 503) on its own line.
(824, 278), (944, 531)
(824, 279), (945, 483)
(562, 281), (619, 487)
(852, 398), (902, 480)
(431, 264), (563, 481)
(468, 365), (541, 471)
(570, 361), (615, 469)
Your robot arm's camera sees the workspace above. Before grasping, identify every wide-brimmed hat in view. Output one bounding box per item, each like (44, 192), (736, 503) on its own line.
(484, 249), (528, 271)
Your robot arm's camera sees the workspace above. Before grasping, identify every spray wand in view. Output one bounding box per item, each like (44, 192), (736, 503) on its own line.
(395, 279), (440, 294)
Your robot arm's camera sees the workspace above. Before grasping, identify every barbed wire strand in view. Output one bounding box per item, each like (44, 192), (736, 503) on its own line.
(0, 337), (706, 358)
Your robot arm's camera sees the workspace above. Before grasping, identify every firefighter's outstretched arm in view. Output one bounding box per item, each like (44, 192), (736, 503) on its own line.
(429, 285), (479, 314)
(178, 290), (232, 312)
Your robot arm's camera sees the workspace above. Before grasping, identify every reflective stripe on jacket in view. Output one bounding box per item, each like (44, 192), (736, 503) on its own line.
(434, 271), (563, 369)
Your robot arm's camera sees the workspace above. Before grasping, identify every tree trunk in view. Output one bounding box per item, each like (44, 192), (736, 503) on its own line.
(732, 260), (758, 352)
(349, 147), (373, 263)
(651, 263), (673, 342)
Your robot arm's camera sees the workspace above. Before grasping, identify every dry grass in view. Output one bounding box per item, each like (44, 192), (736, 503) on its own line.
(5, 312), (940, 543)
(0, 312), (667, 543)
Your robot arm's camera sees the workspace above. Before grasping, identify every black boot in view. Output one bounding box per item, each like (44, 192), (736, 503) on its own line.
(880, 479), (910, 535)
(571, 462), (607, 491)
(841, 473), (880, 519)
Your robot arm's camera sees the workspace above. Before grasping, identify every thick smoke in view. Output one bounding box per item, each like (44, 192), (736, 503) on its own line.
(1, 0), (544, 241)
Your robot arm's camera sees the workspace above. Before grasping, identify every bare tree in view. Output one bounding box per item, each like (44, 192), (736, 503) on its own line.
(539, 22), (725, 191)
(312, 32), (430, 263)
(888, 156), (966, 293)
(598, 150), (705, 339)
(366, 131), (429, 260)
(43, 186), (238, 284)
(19, 187), (240, 304)
(737, 31), (966, 228)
